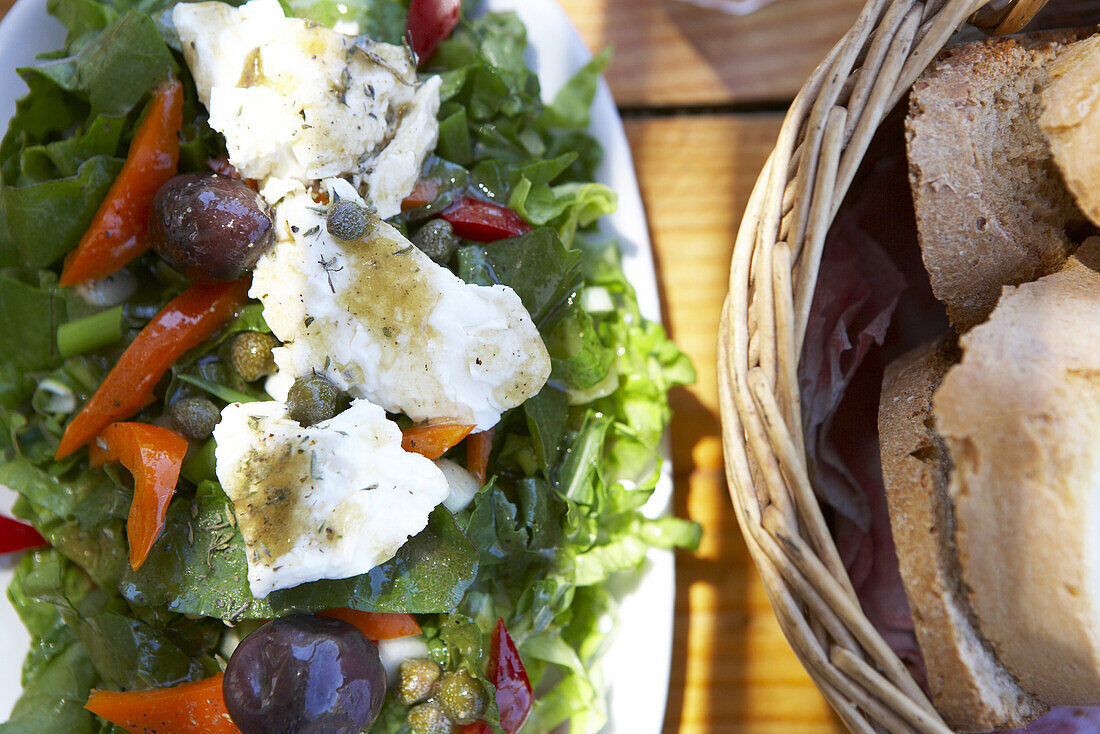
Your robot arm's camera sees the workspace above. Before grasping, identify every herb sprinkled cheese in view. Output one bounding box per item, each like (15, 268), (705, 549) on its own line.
(253, 179), (551, 430)
(213, 399), (448, 597)
(173, 0), (440, 217)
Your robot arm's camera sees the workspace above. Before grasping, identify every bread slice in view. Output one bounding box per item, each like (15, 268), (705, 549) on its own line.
(935, 237), (1100, 706)
(879, 336), (1047, 731)
(906, 30), (1089, 333)
(1042, 34), (1100, 228)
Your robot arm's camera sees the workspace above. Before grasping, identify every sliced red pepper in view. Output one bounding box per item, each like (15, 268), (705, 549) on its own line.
(440, 196), (532, 242)
(402, 421), (476, 460)
(401, 177), (440, 212)
(56, 279), (250, 459)
(461, 724), (492, 734)
(89, 422), (188, 570)
(405, 0), (461, 65)
(0, 515), (47, 554)
(466, 429), (494, 485)
(488, 618), (533, 734)
(85, 672), (240, 734)
(319, 609), (422, 640)
(60, 78), (184, 287)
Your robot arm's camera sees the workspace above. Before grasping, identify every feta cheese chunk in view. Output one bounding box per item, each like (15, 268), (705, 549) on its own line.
(437, 459), (480, 513)
(213, 399), (449, 597)
(252, 179), (551, 430)
(172, 0), (440, 217)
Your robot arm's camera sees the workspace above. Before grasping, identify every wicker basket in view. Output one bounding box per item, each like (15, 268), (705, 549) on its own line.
(716, 0), (1051, 732)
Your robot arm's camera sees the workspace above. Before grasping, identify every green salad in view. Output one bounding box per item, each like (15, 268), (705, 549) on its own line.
(0, 0), (700, 732)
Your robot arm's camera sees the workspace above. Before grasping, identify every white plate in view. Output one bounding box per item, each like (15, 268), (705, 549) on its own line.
(0, 2), (676, 731)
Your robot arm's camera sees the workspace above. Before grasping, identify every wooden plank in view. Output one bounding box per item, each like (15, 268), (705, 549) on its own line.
(624, 114), (845, 734)
(557, 0), (865, 108)
(0, 0), (864, 108)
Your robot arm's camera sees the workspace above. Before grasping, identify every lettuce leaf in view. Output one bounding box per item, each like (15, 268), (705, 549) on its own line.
(455, 228), (581, 324)
(2, 549), (219, 734)
(120, 482), (480, 619)
(0, 639), (102, 734)
(24, 11), (175, 116)
(286, 0), (407, 42)
(440, 229), (697, 734)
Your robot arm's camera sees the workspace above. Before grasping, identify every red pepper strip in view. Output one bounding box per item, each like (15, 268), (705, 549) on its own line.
(319, 609), (422, 640)
(466, 429), (494, 486)
(401, 177), (440, 212)
(60, 78), (183, 287)
(85, 672), (240, 734)
(402, 421), (476, 460)
(461, 724), (492, 734)
(439, 196), (532, 242)
(88, 422), (187, 570)
(56, 279), (250, 459)
(487, 618), (533, 734)
(0, 515), (47, 554)
(405, 0), (461, 65)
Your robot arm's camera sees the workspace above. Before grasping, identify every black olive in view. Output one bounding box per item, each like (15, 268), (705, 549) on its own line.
(411, 219), (458, 264)
(169, 396), (221, 439)
(287, 373), (339, 427)
(326, 199), (376, 241)
(222, 614), (386, 734)
(151, 174), (274, 282)
(228, 331), (280, 382)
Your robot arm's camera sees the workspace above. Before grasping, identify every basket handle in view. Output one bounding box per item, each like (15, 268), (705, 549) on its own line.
(969, 0), (1051, 34)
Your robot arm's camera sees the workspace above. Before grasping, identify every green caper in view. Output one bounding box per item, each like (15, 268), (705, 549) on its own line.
(407, 702), (453, 734)
(326, 198), (377, 240)
(228, 331), (279, 382)
(411, 219), (459, 264)
(398, 658), (442, 705)
(436, 670), (485, 725)
(286, 373), (339, 427)
(170, 396), (221, 439)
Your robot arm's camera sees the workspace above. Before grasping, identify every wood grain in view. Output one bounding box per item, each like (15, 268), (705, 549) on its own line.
(625, 114), (844, 734)
(557, 0), (864, 107)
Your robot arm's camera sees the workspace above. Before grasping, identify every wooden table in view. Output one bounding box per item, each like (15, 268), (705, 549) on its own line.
(0, 0), (864, 730)
(556, 2), (860, 732)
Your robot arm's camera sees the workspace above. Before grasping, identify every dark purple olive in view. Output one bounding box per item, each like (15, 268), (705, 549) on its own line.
(223, 614), (386, 734)
(151, 173), (274, 282)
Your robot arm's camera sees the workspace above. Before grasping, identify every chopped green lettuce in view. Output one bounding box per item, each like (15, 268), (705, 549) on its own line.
(120, 483), (480, 619)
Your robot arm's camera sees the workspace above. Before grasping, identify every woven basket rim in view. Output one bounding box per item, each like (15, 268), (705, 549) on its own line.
(716, 0), (1050, 732)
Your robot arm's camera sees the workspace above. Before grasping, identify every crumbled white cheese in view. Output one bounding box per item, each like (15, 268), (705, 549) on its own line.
(172, 0), (439, 217)
(436, 459), (480, 513)
(251, 179), (551, 430)
(213, 399), (449, 597)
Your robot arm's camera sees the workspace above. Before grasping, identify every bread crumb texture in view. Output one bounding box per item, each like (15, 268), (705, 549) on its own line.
(907, 31), (1089, 332)
(1042, 35), (1100, 228)
(880, 336), (1046, 731)
(935, 238), (1100, 705)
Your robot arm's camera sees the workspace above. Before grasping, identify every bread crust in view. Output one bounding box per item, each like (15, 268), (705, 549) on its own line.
(906, 30), (1089, 332)
(880, 337), (1046, 731)
(1042, 34), (1100, 228)
(935, 238), (1100, 705)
